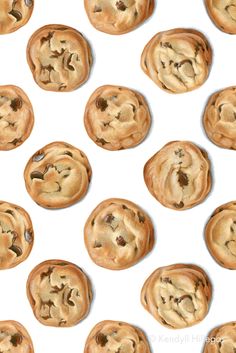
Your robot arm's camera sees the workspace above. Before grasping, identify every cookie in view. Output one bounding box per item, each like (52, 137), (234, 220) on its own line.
(84, 0), (154, 35)
(0, 201), (34, 270)
(26, 24), (92, 92)
(205, 201), (236, 269)
(0, 85), (34, 150)
(26, 260), (93, 327)
(0, 0), (34, 35)
(84, 85), (151, 150)
(144, 141), (212, 210)
(84, 320), (151, 353)
(0, 320), (34, 352)
(203, 322), (236, 353)
(141, 264), (212, 329)
(205, 0), (236, 34)
(203, 86), (236, 149)
(84, 198), (154, 270)
(141, 28), (212, 93)
(24, 141), (92, 209)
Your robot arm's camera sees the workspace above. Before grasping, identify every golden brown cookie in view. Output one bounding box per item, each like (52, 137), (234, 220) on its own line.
(0, 85), (34, 150)
(141, 28), (212, 93)
(203, 86), (236, 149)
(84, 85), (151, 150)
(84, 0), (154, 35)
(205, 0), (236, 34)
(0, 0), (34, 35)
(0, 201), (34, 270)
(24, 141), (92, 209)
(203, 322), (236, 353)
(26, 24), (92, 92)
(205, 201), (236, 269)
(144, 141), (212, 210)
(84, 320), (151, 353)
(141, 264), (212, 329)
(0, 320), (34, 352)
(84, 198), (154, 270)
(26, 260), (93, 327)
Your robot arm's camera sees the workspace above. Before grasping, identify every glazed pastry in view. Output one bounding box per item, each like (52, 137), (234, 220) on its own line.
(141, 28), (212, 93)
(84, 0), (154, 35)
(0, 320), (34, 352)
(144, 141), (212, 210)
(24, 141), (92, 209)
(26, 260), (93, 327)
(26, 24), (92, 92)
(205, 0), (236, 34)
(84, 85), (151, 150)
(0, 85), (34, 150)
(203, 322), (236, 353)
(141, 264), (212, 329)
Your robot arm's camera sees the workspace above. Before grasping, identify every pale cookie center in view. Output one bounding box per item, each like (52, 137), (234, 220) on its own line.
(218, 103), (236, 123)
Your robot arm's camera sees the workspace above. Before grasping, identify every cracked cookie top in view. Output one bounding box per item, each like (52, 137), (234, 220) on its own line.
(0, 201), (34, 269)
(26, 24), (92, 92)
(141, 264), (212, 329)
(84, 320), (151, 353)
(141, 28), (212, 93)
(0, 85), (34, 150)
(205, 0), (236, 34)
(0, 0), (34, 34)
(0, 320), (34, 353)
(84, 0), (154, 35)
(84, 85), (151, 150)
(144, 141), (212, 210)
(203, 322), (236, 353)
(24, 141), (92, 209)
(26, 260), (93, 327)
(84, 198), (154, 270)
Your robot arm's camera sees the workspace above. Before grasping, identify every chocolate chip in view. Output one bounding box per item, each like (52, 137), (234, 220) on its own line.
(137, 211), (145, 223)
(64, 151), (73, 157)
(40, 32), (54, 45)
(105, 214), (115, 224)
(96, 333), (108, 347)
(40, 267), (54, 280)
(66, 289), (75, 306)
(96, 138), (108, 145)
(9, 9), (22, 22)
(116, 236), (126, 247)
(24, 229), (33, 243)
(9, 245), (22, 257)
(5, 209), (14, 216)
(116, 1), (127, 11)
(94, 241), (102, 248)
(173, 201), (184, 209)
(10, 333), (22, 347)
(66, 53), (75, 71)
(96, 97), (108, 112)
(33, 152), (45, 162)
(162, 277), (172, 284)
(162, 42), (172, 49)
(24, 0), (33, 6)
(94, 5), (102, 12)
(177, 170), (189, 187)
(30, 171), (44, 180)
(161, 296), (166, 304)
(10, 97), (22, 111)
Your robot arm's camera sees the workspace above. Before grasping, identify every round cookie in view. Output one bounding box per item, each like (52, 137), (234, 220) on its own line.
(26, 260), (93, 327)
(84, 198), (154, 270)
(84, 320), (151, 353)
(205, 0), (236, 34)
(144, 141), (212, 210)
(84, 85), (151, 150)
(141, 28), (212, 93)
(0, 201), (34, 270)
(141, 264), (212, 329)
(203, 86), (236, 149)
(24, 141), (92, 209)
(205, 201), (236, 269)
(203, 322), (236, 353)
(0, 0), (34, 35)
(84, 0), (154, 35)
(0, 85), (34, 150)
(0, 320), (34, 352)
(26, 24), (92, 92)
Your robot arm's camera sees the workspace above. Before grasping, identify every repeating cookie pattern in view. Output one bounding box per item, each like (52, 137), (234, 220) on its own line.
(0, 320), (34, 353)
(205, 0), (236, 34)
(203, 321), (236, 353)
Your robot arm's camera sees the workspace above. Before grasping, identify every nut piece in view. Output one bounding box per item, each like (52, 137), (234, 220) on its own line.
(141, 264), (212, 329)
(141, 28), (212, 93)
(26, 24), (92, 92)
(0, 320), (34, 352)
(24, 141), (92, 209)
(84, 198), (154, 270)
(84, 85), (151, 150)
(84, 0), (154, 35)
(144, 141), (212, 210)
(203, 322), (236, 353)
(205, 0), (236, 34)
(84, 320), (151, 353)
(26, 260), (93, 327)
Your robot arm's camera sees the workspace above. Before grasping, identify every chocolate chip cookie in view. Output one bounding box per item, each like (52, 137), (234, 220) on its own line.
(0, 201), (34, 270)
(205, 0), (236, 34)
(26, 24), (92, 92)
(203, 322), (236, 353)
(0, 85), (34, 150)
(24, 141), (92, 209)
(84, 85), (151, 150)
(144, 141), (212, 210)
(0, 0), (34, 35)
(0, 320), (34, 352)
(203, 86), (236, 149)
(141, 28), (212, 93)
(141, 264), (212, 329)
(84, 198), (154, 270)
(84, 0), (154, 35)
(84, 320), (151, 353)
(26, 260), (93, 327)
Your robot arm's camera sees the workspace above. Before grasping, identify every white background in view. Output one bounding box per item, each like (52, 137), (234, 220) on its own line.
(0, 0), (236, 352)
